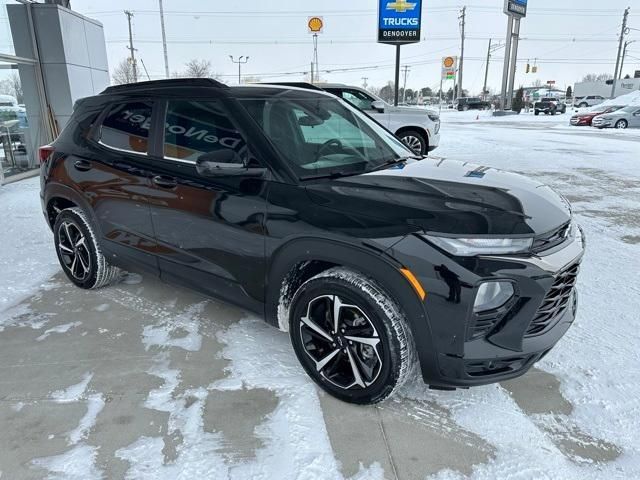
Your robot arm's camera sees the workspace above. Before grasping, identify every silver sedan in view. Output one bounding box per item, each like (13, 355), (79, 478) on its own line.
(592, 105), (640, 129)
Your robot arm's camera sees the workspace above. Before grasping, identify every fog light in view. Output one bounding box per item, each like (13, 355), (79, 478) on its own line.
(473, 281), (514, 313)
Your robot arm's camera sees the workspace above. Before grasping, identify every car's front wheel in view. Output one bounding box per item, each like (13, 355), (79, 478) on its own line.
(615, 119), (628, 129)
(399, 130), (427, 155)
(53, 207), (121, 289)
(289, 267), (416, 404)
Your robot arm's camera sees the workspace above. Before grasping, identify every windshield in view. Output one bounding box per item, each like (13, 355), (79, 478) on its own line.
(621, 106), (639, 113)
(238, 94), (413, 178)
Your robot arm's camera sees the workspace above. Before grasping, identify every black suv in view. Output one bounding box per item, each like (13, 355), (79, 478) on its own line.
(456, 97), (491, 111)
(40, 79), (584, 404)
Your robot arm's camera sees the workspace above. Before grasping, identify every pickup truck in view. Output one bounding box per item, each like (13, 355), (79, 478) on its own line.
(534, 98), (567, 115)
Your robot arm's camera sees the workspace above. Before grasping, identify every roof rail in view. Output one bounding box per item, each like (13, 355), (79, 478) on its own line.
(101, 78), (228, 95)
(257, 82), (324, 91)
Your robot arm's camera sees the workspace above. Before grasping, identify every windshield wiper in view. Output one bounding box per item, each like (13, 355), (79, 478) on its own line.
(300, 170), (363, 181)
(366, 156), (414, 173)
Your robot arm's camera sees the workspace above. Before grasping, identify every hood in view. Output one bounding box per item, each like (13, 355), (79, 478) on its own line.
(386, 104), (438, 117)
(305, 158), (571, 236)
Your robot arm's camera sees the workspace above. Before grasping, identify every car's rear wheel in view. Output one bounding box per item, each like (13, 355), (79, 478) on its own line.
(399, 130), (427, 155)
(579, 102), (588, 108)
(289, 267), (416, 404)
(534, 110), (540, 116)
(53, 208), (121, 289)
(615, 119), (628, 129)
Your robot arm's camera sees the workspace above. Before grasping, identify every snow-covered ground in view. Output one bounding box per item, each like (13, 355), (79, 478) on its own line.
(0, 112), (639, 479)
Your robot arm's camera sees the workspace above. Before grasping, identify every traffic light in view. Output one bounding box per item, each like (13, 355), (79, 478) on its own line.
(526, 63), (530, 73)
(532, 66), (538, 73)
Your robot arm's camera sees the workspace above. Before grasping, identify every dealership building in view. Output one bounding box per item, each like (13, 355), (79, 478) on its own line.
(1, 0), (107, 183)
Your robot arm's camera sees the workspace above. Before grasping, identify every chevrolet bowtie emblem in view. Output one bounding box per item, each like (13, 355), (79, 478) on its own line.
(386, 0), (417, 13)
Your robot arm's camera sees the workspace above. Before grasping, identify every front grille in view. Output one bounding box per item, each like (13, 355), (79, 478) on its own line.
(532, 222), (571, 253)
(525, 261), (580, 336)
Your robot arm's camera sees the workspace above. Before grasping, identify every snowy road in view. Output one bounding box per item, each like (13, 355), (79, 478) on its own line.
(1, 111), (639, 479)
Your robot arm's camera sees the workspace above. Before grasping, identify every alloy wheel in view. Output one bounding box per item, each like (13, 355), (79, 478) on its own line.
(57, 221), (91, 281)
(401, 135), (423, 153)
(299, 295), (382, 390)
(615, 120), (628, 129)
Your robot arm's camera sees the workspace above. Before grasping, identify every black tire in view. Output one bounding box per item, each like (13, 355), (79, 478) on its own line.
(462, 105), (469, 111)
(398, 130), (427, 155)
(615, 119), (628, 129)
(289, 267), (416, 405)
(53, 207), (121, 289)
(534, 110), (540, 116)
(579, 102), (588, 108)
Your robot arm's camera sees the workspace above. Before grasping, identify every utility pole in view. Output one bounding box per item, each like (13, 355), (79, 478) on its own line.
(401, 65), (410, 103)
(229, 56), (249, 85)
(158, 0), (170, 78)
(457, 6), (466, 100)
(483, 39), (492, 100)
(612, 7), (630, 99)
(361, 77), (368, 89)
(124, 10), (138, 83)
(620, 39), (636, 80)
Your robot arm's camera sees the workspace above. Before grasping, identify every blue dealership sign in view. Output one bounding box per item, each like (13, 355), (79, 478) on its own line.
(504, 0), (527, 18)
(378, 0), (422, 45)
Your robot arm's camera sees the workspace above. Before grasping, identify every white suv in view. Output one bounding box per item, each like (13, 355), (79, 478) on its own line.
(573, 95), (606, 108)
(320, 84), (440, 155)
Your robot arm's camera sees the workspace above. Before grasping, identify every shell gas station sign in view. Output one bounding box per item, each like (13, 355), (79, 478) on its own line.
(441, 56), (457, 81)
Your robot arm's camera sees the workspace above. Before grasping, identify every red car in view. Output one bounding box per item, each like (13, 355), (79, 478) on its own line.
(570, 106), (623, 126)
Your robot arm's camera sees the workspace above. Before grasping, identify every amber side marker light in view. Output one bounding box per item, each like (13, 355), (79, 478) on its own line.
(400, 268), (427, 301)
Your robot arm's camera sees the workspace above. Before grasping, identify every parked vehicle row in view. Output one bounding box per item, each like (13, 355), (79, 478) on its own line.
(570, 105), (640, 129)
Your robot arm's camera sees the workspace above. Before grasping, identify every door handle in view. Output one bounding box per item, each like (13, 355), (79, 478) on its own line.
(152, 175), (178, 189)
(74, 160), (92, 172)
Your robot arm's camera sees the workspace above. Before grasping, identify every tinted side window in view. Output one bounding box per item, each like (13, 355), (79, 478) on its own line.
(100, 102), (152, 154)
(164, 100), (247, 163)
(341, 89), (375, 111)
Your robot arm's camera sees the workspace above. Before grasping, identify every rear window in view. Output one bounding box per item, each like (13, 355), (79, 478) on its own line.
(99, 102), (153, 154)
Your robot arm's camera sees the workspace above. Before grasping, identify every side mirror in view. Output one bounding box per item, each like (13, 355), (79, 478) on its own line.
(371, 100), (385, 113)
(196, 150), (266, 178)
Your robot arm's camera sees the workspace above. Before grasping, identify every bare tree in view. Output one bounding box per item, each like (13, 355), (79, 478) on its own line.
(582, 73), (614, 83)
(0, 71), (23, 103)
(184, 59), (213, 78)
(112, 59), (136, 85)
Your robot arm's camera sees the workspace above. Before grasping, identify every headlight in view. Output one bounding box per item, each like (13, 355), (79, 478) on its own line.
(428, 114), (440, 122)
(474, 281), (514, 313)
(423, 235), (533, 256)
(600, 117), (612, 121)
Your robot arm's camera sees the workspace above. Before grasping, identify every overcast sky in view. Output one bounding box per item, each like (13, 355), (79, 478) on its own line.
(70, 0), (640, 94)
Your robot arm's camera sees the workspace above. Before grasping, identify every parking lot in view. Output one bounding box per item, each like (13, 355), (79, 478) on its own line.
(1, 111), (639, 480)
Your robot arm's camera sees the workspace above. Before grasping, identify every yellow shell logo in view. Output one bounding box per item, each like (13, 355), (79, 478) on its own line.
(308, 17), (323, 33)
(443, 57), (455, 68)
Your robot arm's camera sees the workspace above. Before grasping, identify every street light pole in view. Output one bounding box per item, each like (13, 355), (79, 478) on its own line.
(229, 55), (249, 85)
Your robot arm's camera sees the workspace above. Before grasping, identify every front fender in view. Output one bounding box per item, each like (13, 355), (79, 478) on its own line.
(266, 237), (438, 382)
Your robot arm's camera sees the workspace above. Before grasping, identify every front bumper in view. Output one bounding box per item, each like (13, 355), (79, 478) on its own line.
(592, 119), (613, 128)
(387, 226), (585, 388)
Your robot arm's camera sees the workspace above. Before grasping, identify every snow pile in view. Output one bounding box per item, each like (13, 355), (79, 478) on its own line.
(0, 177), (59, 312)
(596, 89), (640, 109)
